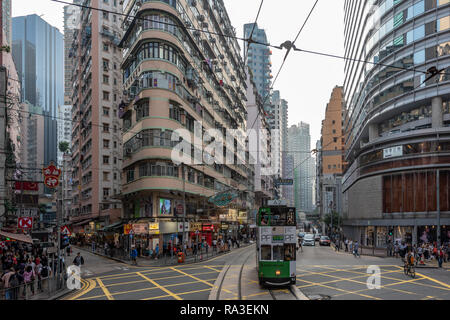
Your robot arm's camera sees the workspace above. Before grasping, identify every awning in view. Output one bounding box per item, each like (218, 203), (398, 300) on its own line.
(98, 221), (123, 232)
(72, 219), (93, 227)
(0, 231), (33, 244)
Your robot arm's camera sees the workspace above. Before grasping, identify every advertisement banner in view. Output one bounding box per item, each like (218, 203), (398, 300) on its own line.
(190, 222), (202, 232)
(132, 223), (149, 235)
(124, 224), (133, 235)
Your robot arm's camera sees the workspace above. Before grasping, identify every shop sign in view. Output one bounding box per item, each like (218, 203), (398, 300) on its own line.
(149, 223), (159, 230)
(124, 224), (133, 235)
(202, 224), (214, 231)
(190, 222), (202, 231)
(221, 223), (229, 230)
(132, 223), (149, 235)
(383, 146), (403, 159)
(178, 222), (190, 232)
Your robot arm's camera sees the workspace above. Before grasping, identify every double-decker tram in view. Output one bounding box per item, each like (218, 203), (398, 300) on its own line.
(256, 204), (297, 287)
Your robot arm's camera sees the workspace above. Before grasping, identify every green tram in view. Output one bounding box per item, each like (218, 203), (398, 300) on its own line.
(256, 205), (297, 286)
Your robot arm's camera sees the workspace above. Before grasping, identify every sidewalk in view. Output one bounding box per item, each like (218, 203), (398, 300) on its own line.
(75, 242), (254, 267)
(331, 243), (449, 268)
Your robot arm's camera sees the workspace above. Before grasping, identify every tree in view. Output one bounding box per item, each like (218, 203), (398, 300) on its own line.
(59, 141), (70, 154)
(322, 212), (340, 227)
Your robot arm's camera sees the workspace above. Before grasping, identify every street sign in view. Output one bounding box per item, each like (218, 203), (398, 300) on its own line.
(275, 179), (293, 186)
(61, 225), (71, 236)
(268, 199), (287, 206)
(124, 224), (132, 235)
(18, 217), (33, 229)
(42, 162), (61, 189)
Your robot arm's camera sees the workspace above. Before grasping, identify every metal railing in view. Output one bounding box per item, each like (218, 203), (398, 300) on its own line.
(0, 274), (67, 301)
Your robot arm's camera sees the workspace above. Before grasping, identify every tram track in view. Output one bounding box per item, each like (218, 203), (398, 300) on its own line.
(268, 286), (299, 300)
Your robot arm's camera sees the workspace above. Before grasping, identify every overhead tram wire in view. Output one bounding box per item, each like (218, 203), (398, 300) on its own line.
(248, 0), (320, 133)
(243, 0), (265, 63)
(50, 0), (279, 51)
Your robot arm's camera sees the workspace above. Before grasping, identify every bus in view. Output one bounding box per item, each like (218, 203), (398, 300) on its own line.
(256, 205), (297, 287)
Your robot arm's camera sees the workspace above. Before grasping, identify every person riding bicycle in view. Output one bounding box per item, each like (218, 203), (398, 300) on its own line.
(405, 250), (415, 268)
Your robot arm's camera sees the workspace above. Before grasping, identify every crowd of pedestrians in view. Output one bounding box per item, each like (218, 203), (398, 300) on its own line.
(388, 241), (449, 268)
(0, 241), (57, 300)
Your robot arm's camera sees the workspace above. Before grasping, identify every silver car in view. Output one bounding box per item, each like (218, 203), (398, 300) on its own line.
(302, 234), (315, 246)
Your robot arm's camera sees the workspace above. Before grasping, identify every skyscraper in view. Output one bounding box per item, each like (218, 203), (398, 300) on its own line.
(12, 14), (64, 168)
(288, 123), (314, 213)
(343, 0), (450, 247)
(244, 23), (272, 106)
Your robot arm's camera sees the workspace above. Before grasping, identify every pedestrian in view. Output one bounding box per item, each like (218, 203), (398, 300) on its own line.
(91, 240), (96, 253)
(104, 242), (108, 256)
(344, 239), (349, 252)
(438, 247), (444, 268)
(349, 240), (353, 254)
(23, 265), (35, 296)
(394, 242), (399, 258)
(73, 252), (84, 267)
(130, 247), (138, 266)
(66, 245), (71, 257)
(212, 239), (217, 254)
(353, 241), (360, 257)
(1, 267), (16, 300)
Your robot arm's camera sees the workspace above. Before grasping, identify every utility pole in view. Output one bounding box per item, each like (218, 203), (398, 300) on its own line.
(0, 67), (6, 229)
(182, 162), (187, 246)
(437, 169), (441, 248)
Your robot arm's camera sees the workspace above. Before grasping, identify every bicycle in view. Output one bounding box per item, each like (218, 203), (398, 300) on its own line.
(403, 260), (416, 278)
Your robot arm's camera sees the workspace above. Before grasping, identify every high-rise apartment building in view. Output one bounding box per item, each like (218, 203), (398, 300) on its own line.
(246, 68), (273, 207)
(288, 122), (314, 213)
(57, 104), (72, 165)
(1, 0), (11, 50)
(64, 2), (81, 101)
(12, 14), (63, 168)
(68, 0), (123, 233)
(120, 0), (253, 248)
(343, 0), (450, 247)
(317, 86), (345, 232)
(244, 23), (272, 107)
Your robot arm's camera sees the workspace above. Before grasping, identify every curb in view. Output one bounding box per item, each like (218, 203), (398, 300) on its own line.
(75, 244), (253, 268)
(291, 285), (310, 301)
(49, 289), (72, 300)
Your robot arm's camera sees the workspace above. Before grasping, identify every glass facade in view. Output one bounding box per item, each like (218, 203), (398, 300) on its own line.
(12, 14), (64, 166)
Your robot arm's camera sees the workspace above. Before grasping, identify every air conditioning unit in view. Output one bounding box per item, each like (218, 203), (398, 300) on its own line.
(198, 15), (205, 22)
(193, 31), (201, 38)
(191, 0), (197, 6)
(202, 22), (208, 29)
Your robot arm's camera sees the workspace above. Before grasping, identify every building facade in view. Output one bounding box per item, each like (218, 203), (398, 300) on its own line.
(243, 23), (272, 105)
(343, 0), (450, 247)
(120, 0), (253, 249)
(68, 0), (123, 233)
(12, 14), (63, 168)
(57, 104), (72, 166)
(288, 122), (315, 214)
(318, 86), (345, 233)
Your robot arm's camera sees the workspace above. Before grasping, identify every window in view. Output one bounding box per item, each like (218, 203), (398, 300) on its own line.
(103, 42), (109, 51)
(261, 245), (271, 261)
(127, 167), (134, 182)
(103, 156), (110, 164)
(103, 91), (110, 100)
(103, 139), (110, 148)
(102, 59), (109, 72)
(103, 172), (109, 181)
(114, 141), (117, 148)
(169, 102), (182, 122)
(114, 157), (117, 164)
(103, 75), (109, 84)
(103, 123), (110, 132)
(103, 188), (110, 197)
(103, 107), (110, 116)
(114, 172), (117, 180)
(136, 100), (150, 121)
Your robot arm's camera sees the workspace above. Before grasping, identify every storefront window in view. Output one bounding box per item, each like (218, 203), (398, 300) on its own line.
(377, 227), (387, 247)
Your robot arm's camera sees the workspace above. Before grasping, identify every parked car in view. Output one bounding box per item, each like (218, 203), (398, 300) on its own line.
(303, 234), (315, 246)
(319, 236), (331, 246)
(314, 234), (321, 241)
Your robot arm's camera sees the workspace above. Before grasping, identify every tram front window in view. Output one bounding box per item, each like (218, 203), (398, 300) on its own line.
(261, 245), (271, 260)
(273, 245), (284, 261)
(284, 244), (296, 261)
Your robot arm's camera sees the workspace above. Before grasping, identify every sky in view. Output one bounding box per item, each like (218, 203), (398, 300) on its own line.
(12, 0), (346, 146)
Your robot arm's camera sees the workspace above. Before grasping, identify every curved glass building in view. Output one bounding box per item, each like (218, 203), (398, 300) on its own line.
(342, 0), (450, 247)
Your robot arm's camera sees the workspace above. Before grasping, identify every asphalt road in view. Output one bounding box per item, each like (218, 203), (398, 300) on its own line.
(62, 243), (450, 300)
(296, 243), (450, 300)
(62, 245), (248, 300)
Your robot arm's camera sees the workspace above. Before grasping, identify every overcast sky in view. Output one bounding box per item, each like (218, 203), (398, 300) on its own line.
(12, 0), (345, 146)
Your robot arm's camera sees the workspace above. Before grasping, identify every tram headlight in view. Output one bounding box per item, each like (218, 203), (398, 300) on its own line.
(276, 270), (281, 276)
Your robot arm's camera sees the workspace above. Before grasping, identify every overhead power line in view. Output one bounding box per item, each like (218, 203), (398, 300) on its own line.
(244, 0), (265, 63)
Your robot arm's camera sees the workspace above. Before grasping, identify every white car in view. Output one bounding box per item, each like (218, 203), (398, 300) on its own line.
(302, 234), (315, 246)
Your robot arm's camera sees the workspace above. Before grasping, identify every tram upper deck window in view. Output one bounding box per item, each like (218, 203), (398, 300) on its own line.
(271, 209), (286, 226)
(261, 245), (271, 260)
